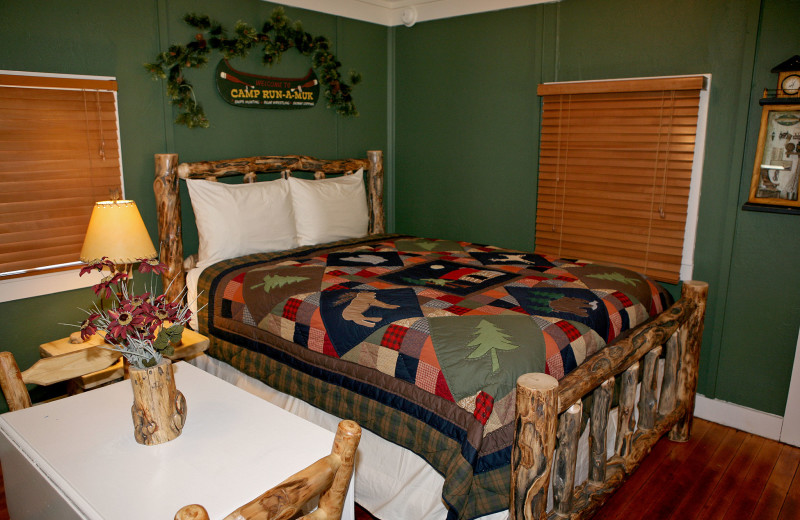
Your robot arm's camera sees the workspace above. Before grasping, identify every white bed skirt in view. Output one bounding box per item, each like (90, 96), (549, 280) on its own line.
(189, 354), (510, 520)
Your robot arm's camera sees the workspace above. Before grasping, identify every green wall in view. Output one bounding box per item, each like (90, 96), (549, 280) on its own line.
(0, 0), (387, 412)
(395, 0), (799, 416)
(719, 0), (800, 414)
(2, 0), (798, 419)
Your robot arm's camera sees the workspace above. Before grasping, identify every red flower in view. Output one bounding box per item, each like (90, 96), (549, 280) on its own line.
(92, 272), (128, 299)
(79, 313), (100, 341)
(80, 257), (115, 277)
(138, 258), (168, 275)
(106, 304), (147, 341)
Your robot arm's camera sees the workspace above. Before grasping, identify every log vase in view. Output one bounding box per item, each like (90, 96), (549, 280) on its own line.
(130, 359), (187, 445)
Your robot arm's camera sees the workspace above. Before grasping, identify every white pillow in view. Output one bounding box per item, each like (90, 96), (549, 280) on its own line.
(288, 170), (369, 246)
(186, 178), (297, 269)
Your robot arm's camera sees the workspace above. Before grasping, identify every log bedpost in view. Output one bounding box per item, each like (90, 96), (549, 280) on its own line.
(658, 334), (680, 417)
(669, 280), (708, 442)
(637, 346), (662, 430)
(154, 153), (185, 304)
(588, 377), (614, 485)
(366, 150), (384, 235)
(615, 362), (639, 460)
(552, 401), (582, 517)
(510, 373), (559, 520)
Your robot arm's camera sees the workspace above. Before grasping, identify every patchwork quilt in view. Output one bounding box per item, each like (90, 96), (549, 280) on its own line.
(198, 235), (672, 519)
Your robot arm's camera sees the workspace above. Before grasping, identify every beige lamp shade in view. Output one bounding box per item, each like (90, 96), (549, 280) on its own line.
(80, 200), (157, 264)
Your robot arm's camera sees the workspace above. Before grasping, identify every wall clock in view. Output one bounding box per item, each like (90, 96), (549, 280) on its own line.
(773, 55), (800, 98)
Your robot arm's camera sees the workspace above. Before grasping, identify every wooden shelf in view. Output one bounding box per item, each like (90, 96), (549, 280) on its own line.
(742, 202), (800, 215)
(40, 329), (210, 392)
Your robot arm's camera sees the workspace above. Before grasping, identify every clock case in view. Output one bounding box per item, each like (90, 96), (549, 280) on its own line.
(762, 55), (800, 102)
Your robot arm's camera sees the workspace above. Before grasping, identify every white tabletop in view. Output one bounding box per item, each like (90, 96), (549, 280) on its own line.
(0, 362), (350, 520)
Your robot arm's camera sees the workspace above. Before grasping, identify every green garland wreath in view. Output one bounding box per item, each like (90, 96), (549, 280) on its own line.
(145, 7), (361, 128)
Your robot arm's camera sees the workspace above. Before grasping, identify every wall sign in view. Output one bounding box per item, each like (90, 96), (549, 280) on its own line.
(215, 60), (319, 109)
(144, 7), (360, 128)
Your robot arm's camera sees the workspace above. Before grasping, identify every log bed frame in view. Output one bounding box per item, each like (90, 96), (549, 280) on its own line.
(153, 150), (707, 520)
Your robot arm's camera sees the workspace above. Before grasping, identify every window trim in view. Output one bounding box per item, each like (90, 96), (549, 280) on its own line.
(0, 70), (124, 302)
(0, 267), (103, 303)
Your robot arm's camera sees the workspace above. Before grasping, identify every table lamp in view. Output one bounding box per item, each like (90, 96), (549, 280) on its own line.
(80, 200), (157, 271)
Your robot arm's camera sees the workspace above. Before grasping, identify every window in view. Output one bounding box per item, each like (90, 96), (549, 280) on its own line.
(535, 76), (708, 284)
(0, 71), (123, 300)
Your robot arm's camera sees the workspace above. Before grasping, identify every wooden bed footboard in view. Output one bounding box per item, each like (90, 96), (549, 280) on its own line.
(511, 280), (708, 520)
(153, 151), (384, 303)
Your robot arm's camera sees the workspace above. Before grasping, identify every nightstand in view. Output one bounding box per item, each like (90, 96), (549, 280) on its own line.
(39, 328), (210, 392)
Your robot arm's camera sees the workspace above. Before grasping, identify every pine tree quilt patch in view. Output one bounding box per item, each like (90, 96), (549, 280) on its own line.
(217, 236), (669, 437)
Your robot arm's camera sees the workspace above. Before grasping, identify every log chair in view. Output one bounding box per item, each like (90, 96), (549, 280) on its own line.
(174, 419), (361, 520)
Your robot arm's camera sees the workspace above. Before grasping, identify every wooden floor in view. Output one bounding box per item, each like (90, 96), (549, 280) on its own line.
(2, 419), (799, 519)
(592, 418), (800, 520)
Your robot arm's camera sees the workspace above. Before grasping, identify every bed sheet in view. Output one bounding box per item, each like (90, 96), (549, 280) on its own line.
(189, 353), (651, 519)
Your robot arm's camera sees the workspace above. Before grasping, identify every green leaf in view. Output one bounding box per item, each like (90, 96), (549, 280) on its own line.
(165, 324), (184, 344)
(153, 329), (170, 352)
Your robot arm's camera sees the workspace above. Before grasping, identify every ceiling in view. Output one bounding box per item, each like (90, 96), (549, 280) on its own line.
(270, 0), (557, 27)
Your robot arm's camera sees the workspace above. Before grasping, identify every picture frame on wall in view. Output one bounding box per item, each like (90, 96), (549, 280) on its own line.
(746, 104), (800, 210)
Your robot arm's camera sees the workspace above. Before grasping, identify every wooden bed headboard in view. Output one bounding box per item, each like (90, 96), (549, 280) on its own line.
(153, 150), (384, 303)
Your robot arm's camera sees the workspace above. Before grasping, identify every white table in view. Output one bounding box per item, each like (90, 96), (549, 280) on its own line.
(0, 362), (354, 520)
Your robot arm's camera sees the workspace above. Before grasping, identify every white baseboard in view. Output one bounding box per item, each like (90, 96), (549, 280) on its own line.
(693, 393), (784, 441)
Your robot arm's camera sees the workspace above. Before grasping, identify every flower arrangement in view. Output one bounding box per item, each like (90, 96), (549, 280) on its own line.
(76, 257), (193, 369)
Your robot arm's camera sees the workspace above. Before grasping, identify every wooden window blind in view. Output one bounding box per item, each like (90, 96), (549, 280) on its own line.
(535, 76), (706, 284)
(0, 73), (122, 277)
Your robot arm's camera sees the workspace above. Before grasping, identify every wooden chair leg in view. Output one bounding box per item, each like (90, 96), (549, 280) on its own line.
(0, 351), (32, 411)
(175, 421), (361, 520)
(316, 420), (361, 519)
(174, 504), (209, 520)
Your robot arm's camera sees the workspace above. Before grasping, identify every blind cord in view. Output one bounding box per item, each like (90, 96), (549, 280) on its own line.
(556, 95), (572, 257)
(659, 91), (675, 219)
(96, 91), (106, 160)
